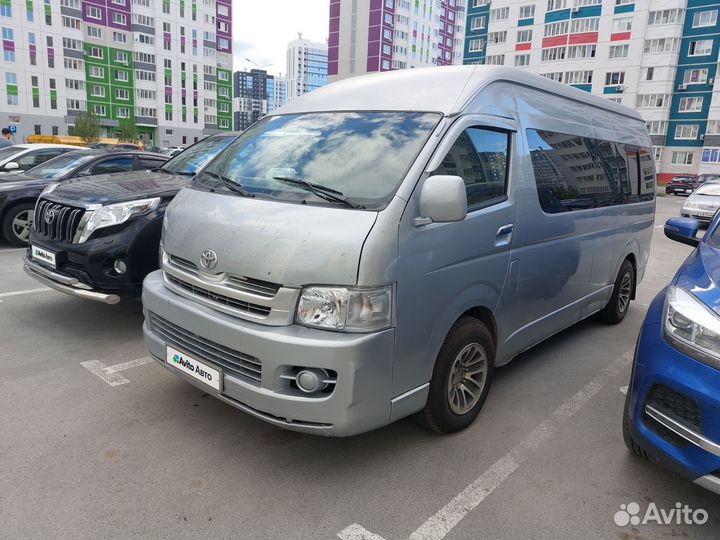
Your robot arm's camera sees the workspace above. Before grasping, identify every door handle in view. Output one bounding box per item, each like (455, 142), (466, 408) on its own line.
(496, 224), (514, 236)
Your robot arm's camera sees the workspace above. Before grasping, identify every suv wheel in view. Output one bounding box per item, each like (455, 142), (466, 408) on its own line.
(2, 202), (35, 247)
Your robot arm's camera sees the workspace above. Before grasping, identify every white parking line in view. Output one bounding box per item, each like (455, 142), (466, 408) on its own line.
(337, 351), (634, 540)
(0, 287), (51, 302)
(620, 385), (628, 395)
(81, 357), (155, 386)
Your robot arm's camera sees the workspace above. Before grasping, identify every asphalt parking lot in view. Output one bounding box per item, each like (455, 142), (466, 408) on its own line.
(1, 195), (718, 540)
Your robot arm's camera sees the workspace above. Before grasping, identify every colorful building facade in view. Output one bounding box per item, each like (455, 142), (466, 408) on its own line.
(0, 0), (232, 146)
(462, 0), (720, 181)
(327, 0), (466, 82)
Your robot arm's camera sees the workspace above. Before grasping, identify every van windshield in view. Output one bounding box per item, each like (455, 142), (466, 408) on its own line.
(193, 112), (441, 209)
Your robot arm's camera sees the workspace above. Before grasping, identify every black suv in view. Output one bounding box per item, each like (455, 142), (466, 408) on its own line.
(23, 133), (238, 303)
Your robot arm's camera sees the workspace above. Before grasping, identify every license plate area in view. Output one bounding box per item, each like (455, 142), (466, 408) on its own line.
(166, 345), (223, 392)
(31, 245), (56, 269)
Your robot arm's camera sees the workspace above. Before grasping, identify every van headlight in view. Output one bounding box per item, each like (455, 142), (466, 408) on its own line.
(296, 285), (394, 332)
(664, 286), (720, 369)
(74, 198), (160, 244)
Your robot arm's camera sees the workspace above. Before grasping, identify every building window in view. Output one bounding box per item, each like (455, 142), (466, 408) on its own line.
(468, 39), (484, 52)
(94, 104), (106, 116)
(689, 39), (713, 56)
(702, 148), (720, 163)
(570, 17), (599, 34)
(646, 121), (668, 135)
(116, 88), (129, 100)
(644, 67), (654, 81)
(547, 0), (567, 11)
(692, 10), (718, 28)
(609, 44), (629, 59)
(89, 66), (105, 78)
(653, 147), (662, 162)
(671, 151), (694, 165)
(612, 17), (632, 33)
(675, 124), (699, 140)
(544, 21), (569, 37)
(679, 96), (704, 113)
(470, 15), (485, 31)
(116, 107), (130, 118)
(90, 84), (105, 97)
(86, 5), (102, 19)
(113, 32), (127, 44)
(490, 7), (509, 21)
(517, 29), (533, 43)
(519, 4), (535, 18)
(644, 38), (680, 54)
(88, 46), (103, 59)
(112, 12), (126, 25)
(86, 26), (102, 38)
(707, 120), (720, 135)
(648, 9), (683, 25)
(636, 94), (670, 108)
(486, 54), (505, 65)
(115, 69), (128, 82)
(488, 31), (507, 44)
(515, 54), (531, 67)
(605, 72), (625, 86)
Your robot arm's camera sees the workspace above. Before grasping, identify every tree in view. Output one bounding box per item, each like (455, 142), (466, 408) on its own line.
(73, 111), (102, 144)
(117, 118), (139, 143)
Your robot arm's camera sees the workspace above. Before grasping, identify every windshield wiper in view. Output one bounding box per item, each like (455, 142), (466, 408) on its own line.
(272, 176), (362, 209)
(203, 171), (255, 198)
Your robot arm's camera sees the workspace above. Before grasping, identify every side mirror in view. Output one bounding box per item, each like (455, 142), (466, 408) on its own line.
(4, 161), (19, 170)
(416, 175), (467, 225)
(664, 217), (700, 248)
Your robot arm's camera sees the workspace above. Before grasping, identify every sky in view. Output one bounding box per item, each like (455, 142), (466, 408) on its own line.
(232, 0), (330, 77)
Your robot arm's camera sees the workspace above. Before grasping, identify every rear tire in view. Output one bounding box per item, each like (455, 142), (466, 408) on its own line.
(600, 259), (634, 325)
(415, 317), (494, 434)
(1, 202), (35, 247)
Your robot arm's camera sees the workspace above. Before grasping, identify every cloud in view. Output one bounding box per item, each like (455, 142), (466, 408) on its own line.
(231, 0), (329, 76)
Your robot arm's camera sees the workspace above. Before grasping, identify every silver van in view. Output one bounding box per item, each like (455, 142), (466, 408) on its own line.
(142, 66), (655, 436)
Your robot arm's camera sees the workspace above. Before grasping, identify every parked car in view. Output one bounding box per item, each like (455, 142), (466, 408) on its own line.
(624, 214), (720, 495)
(681, 183), (720, 224)
(699, 173), (720, 185)
(165, 147), (185, 157)
(89, 142), (144, 151)
(0, 144), (78, 174)
(141, 66), (656, 436)
(666, 175), (700, 196)
(0, 150), (167, 246)
(23, 132), (238, 302)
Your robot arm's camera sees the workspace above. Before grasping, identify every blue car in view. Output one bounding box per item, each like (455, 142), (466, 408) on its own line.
(624, 213), (720, 493)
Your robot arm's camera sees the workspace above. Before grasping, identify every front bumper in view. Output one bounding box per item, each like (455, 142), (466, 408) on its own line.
(25, 215), (161, 299)
(681, 210), (717, 223)
(142, 271), (397, 436)
(24, 257), (120, 304)
(627, 290), (720, 493)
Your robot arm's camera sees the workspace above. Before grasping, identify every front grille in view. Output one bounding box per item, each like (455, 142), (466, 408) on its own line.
(34, 199), (85, 243)
(149, 312), (262, 385)
(168, 254), (280, 298)
(165, 273), (272, 317)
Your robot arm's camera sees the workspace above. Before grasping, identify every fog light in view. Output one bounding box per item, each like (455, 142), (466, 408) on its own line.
(113, 259), (127, 275)
(295, 368), (329, 394)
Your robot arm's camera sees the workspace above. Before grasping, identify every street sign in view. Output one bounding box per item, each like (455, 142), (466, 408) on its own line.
(9, 125), (17, 134)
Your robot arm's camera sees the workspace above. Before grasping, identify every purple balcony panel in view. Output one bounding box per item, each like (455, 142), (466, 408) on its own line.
(107, 8), (130, 30)
(29, 44), (36, 55)
(165, 86), (173, 96)
(369, 9), (381, 26)
(47, 47), (55, 58)
(328, 32), (339, 47)
(368, 26), (381, 41)
(83, 0), (106, 7)
(328, 60), (338, 75)
(329, 0), (340, 18)
(367, 42), (380, 57)
(329, 17), (340, 33)
(83, 2), (107, 25)
(2, 40), (14, 52)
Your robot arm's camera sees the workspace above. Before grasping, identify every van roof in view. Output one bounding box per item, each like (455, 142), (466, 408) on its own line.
(276, 65), (644, 122)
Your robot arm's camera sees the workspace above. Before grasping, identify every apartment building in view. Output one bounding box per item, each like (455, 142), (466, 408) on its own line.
(286, 33), (328, 101)
(233, 69), (288, 131)
(0, 0), (233, 146)
(462, 0), (720, 181)
(328, 0), (466, 82)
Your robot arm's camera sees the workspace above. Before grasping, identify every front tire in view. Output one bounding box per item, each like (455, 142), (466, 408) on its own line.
(1, 202), (35, 247)
(600, 259), (634, 325)
(415, 317), (494, 434)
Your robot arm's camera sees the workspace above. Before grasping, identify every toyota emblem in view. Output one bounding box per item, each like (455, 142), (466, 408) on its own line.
(200, 250), (218, 270)
(44, 208), (55, 225)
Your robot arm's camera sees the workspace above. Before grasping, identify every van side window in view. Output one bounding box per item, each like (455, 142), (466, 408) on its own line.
(434, 127), (509, 209)
(527, 129), (654, 213)
(622, 146), (655, 204)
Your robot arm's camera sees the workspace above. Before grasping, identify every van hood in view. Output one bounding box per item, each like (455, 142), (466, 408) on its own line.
(162, 187), (378, 287)
(48, 170), (187, 206)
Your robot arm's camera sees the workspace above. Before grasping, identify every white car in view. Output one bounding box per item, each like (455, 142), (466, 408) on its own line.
(0, 144), (79, 174)
(681, 183), (720, 223)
